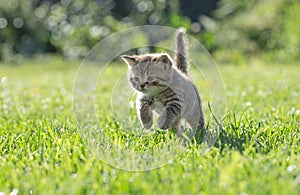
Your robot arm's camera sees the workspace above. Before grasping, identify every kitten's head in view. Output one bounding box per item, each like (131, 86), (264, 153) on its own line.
(121, 53), (173, 94)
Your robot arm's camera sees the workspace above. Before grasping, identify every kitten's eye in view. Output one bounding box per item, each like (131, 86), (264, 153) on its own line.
(132, 77), (140, 83)
(147, 76), (155, 82)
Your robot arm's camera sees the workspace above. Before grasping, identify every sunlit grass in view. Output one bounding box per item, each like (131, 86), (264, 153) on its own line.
(0, 56), (299, 194)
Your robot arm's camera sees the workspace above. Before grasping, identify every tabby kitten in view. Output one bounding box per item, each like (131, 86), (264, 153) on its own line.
(121, 28), (204, 136)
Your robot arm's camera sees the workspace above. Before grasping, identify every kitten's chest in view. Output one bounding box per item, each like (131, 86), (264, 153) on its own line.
(152, 96), (166, 113)
(144, 92), (169, 105)
(146, 94), (174, 114)
(142, 87), (177, 112)
(153, 96), (167, 105)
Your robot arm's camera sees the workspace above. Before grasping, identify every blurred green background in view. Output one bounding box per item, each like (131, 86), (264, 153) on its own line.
(1, 0), (299, 63)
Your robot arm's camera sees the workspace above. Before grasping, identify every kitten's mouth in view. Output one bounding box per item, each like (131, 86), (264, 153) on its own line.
(138, 84), (152, 93)
(138, 84), (165, 94)
(139, 83), (150, 91)
(139, 87), (148, 92)
(135, 80), (167, 93)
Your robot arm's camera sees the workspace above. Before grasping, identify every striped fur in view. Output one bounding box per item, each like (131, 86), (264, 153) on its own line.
(121, 28), (204, 136)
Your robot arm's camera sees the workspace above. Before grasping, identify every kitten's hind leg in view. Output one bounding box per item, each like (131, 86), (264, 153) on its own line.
(137, 98), (153, 129)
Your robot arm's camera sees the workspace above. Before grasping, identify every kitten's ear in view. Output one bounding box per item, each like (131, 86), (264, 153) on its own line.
(121, 55), (137, 67)
(157, 54), (173, 66)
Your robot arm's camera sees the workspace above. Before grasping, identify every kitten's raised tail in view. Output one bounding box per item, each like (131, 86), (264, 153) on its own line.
(174, 27), (188, 75)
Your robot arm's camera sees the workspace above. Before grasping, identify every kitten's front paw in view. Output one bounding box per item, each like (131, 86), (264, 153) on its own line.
(140, 112), (153, 129)
(158, 114), (171, 130)
(142, 121), (153, 129)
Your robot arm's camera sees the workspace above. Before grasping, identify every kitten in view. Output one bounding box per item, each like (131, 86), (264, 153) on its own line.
(121, 28), (204, 136)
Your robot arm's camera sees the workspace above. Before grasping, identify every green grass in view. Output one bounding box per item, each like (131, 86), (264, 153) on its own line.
(0, 56), (299, 194)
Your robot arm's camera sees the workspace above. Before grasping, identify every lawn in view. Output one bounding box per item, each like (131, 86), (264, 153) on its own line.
(0, 56), (299, 194)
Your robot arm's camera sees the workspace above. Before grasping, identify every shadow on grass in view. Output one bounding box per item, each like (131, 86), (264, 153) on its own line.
(209, 111), (278, 154)
(193, 107), (273, 154)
